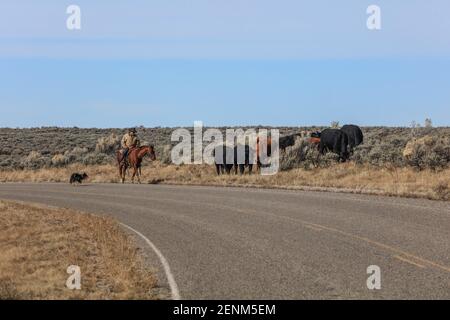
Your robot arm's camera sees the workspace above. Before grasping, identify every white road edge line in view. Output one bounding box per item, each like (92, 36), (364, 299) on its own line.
(119, 222), (181, 300)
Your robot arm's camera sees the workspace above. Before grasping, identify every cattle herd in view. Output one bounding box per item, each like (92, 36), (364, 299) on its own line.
(314, 124), (364, 162)
(214, 124), (364, 175)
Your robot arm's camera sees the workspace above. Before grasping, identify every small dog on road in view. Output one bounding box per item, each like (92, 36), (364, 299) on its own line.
(69, 172), (89, 185)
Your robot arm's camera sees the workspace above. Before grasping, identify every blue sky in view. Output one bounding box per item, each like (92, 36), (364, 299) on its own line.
(0, 1), (449, 127)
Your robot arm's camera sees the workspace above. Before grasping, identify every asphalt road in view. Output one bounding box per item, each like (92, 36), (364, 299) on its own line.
(0, 183), (449, 299)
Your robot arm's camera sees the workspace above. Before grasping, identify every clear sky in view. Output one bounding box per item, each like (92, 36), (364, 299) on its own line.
(0, 0), (449, 127)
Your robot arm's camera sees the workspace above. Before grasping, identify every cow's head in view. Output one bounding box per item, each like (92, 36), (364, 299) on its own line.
(309, 131), (321, 145)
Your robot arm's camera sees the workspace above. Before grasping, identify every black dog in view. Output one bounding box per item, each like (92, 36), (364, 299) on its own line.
(69, 172), (89, 184)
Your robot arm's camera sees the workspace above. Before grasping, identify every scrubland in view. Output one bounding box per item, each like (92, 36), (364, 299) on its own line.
(0, 126), (449, 200)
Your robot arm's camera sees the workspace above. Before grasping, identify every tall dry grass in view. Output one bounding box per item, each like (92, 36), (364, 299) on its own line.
(1, 162), (449, 201)
(0, 200), (163, 300)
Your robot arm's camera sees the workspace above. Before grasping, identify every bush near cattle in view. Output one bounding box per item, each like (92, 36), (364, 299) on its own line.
(1, 126), (450, 171)
(402, 135), (450, 170)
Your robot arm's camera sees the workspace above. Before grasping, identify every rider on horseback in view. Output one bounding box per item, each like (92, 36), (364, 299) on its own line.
(120, 128), (141, 164)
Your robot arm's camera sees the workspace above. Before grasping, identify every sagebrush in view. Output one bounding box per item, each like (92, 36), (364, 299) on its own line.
(1, 126), (449, 171)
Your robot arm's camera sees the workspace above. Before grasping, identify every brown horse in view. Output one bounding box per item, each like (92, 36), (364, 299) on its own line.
(117, 145), (156, 184)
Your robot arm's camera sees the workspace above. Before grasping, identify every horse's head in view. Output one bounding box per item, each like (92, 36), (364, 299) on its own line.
(145, 145), (156, 161)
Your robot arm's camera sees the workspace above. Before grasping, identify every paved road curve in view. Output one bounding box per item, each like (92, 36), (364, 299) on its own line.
(0, 183), (449, 299)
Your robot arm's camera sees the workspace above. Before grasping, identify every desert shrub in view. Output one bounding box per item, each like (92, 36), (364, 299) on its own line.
(0, 158), (13, 168)
(95, 133), (120, 154)
(82, 152), (111, 165)
(314, 152), (341, 168)
(69, 146), (89, 156)
(404, 136), (450, 170)
(64, 147), (89, 163)
(51, 154), (68, 167)
(280, 137), (341, 170)
(50, 147), (89, 166)
(280, 138), (313, 170)
(350, 145), (369, 165)
(157, 144), (172, 165)
(365, 141), (405, 167)
(403, 136), (433, 158)
(353, 127), (409, 167)
(40, 149), (51, 156)
(11, 148), (25, 156)
(0, 147), (11, 155)
(20, 151), (50, 169)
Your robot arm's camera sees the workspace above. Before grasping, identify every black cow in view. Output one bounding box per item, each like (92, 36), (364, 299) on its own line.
(214, 145), (254, 175)
(233, 144), (254, 175)
(279, 133), (301, 150)
(214, 145), (233, 175)
(341, 124), (363, 152)
(310, 131), (321, 139)
(317, 129), (349, 162)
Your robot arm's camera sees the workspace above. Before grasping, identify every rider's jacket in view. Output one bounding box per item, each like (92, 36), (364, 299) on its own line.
(121, 133), (140, 149)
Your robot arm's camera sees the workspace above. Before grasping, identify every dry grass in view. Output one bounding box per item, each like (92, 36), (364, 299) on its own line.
(1, 162), (449, 201)
(0, 200), (162, 300)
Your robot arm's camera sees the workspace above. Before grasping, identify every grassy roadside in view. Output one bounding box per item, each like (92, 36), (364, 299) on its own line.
(1, 162), (449, 201)
(0, 200), (162, 300)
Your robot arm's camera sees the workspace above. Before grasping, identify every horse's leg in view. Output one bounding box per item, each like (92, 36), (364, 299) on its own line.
(120, 163), (127, 183)
(215, 164), (220, 175)
(120, 165), (126, 183)
(134, 166), (141, 184)
(131, 166), (137, 184)
(119, 164), (123, 183)
(136, 165), (141, 184)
